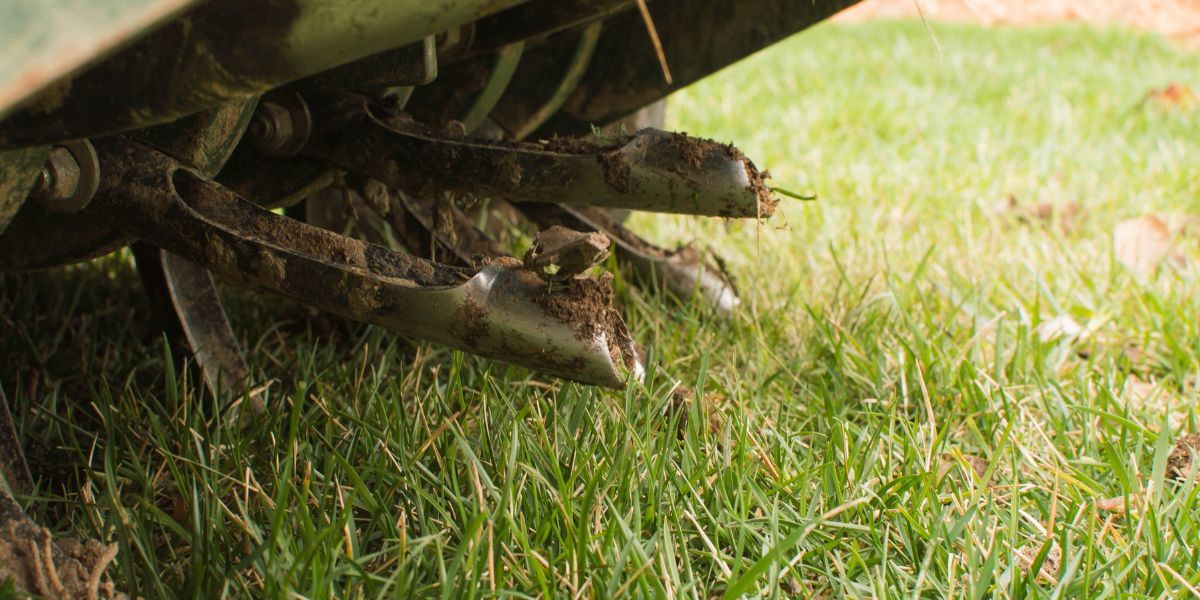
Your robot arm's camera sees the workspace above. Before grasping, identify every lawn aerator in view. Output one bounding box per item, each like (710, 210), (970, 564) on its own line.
(0, 1), (854, 595)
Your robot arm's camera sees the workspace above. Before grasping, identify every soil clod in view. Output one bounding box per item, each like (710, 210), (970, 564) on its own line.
(1167, 433), (1200, 481)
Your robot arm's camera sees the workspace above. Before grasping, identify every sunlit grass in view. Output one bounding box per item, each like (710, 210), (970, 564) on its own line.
(2, 18), (1200, 598)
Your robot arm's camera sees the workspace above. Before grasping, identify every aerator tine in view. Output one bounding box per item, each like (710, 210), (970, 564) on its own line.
(278, 94), (778, 218)
(88, 137), (643, 389)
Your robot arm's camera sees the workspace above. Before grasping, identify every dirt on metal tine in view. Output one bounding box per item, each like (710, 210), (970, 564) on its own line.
(298, 94), (777, 218)
(87, 137), (642, 388)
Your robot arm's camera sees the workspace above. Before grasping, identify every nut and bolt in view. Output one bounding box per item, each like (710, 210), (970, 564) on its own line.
(248, 95), (311, 158)
(31, 139), (99, 214)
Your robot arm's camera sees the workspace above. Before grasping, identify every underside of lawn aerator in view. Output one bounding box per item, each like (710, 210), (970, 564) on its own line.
(0, 0), (855, 594)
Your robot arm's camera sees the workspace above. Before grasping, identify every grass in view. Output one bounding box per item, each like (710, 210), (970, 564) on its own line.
(3, 18), (1200, 598)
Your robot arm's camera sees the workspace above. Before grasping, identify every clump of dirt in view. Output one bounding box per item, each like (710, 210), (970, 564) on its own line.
(663, 386), (721, 436)
(654, 131), (708, 174)
(457, 297), (491, 350)
(0, 497), (124, 599)
(1167, 433), (1200, 480)
(665, 385), (695, 439)
(532, 274), (616, 343)
(522, 226), (611, 282)
(529, 272), (640, 374)
(542, 134), (627, 154)
(640, 130), (778, 218)
(597, 151), (633, 194)
(605, 306), (641, 374)
(937, 453), (990, 483)
(1016, 541), (1061, 582)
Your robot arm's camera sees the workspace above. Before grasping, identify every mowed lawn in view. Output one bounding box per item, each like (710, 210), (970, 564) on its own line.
(3, 19), (1200, 598)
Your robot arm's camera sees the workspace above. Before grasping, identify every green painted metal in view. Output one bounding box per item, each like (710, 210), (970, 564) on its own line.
(461, 42), (526, 134)
(0, 0), (530, 148)
(0, 0), (198, 120)
(135, 99), (260, 176)
(0, 146), (48, 236)
(509, 21), (603, 140)
(0, 99), (258, 270)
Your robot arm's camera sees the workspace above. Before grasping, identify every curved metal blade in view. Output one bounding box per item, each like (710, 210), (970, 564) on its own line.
(303, 96), (776, 218)
(90, 137), (642, 389)
(133, 243), (258, 421)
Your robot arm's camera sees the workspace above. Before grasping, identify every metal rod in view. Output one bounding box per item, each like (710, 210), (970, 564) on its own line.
(508, 21), (603, 141)
(132, 243), (258, 420)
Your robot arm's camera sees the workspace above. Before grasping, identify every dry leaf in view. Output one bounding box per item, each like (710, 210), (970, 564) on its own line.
(1096, 489), (1146, 515)
(1036, 316), (1084, 342)
(990, 197), (1084, 234)
(1113, 215), (1181, 274)
(1141, 82), (1199, 111)
(1095, 495), (1127, 514)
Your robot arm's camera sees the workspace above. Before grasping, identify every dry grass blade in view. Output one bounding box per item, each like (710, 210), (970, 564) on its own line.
(635, 0), (673, 84)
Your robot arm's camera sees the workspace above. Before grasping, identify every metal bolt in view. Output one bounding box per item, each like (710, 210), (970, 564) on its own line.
(31, 140), (98, 213)
(248, 95), (311, 158)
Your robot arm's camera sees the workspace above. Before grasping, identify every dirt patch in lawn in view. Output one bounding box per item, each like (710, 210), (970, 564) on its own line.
(0, 496), (123, 599)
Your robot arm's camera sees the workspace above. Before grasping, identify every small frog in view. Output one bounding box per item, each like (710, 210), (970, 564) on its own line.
(523, 226), (611, 282)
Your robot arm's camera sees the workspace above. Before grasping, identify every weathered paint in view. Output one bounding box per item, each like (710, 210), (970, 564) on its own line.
(0, 0), (529, 148)
(0, 146), (48, 236)
(0, 100), (257, 270)
(0, 0), (198, 119)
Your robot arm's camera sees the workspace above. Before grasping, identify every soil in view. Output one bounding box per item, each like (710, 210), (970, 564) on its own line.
(1016, 540), (1062, 582)
(523, 226), (611, 281)
(672, 133), (706, 170)
(457, 297), (491, 349)
(0, 495), (124, 599)
(542, 134), (626, 154)
(532, 274), (616, 343)
(837, 0), (1200, 47)
(529, 271), (638, 374)
(738, 149), (778, 219)
(597, 151), (633, 194)
(1167, 433), (1200, 480)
